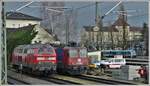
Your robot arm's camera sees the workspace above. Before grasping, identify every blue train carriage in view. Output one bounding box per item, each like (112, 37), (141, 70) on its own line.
(101, 50), (137, 59)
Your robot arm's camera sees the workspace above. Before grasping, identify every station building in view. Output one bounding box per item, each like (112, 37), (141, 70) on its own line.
(80, 14), (143, 50)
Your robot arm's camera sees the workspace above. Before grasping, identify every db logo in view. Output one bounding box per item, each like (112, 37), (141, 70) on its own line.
(77, 58), (81, 62)
(77, 58), (82, 64)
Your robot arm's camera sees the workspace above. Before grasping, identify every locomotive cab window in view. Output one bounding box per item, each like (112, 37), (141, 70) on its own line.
(79, 49), (87, 57)
(18, 49), (23, 53)
(69, 49), (78, 57)
(38, 47), (54, 54)
(28, 49), (34, 54)
(24, 48), (28, 53)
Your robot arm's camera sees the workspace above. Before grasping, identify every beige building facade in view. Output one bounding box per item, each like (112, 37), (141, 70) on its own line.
(81, 16), (142, 50)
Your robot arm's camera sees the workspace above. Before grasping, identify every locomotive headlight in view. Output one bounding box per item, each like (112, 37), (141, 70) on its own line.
(37, 57), (45, 60)
(48, 57), (56, 60)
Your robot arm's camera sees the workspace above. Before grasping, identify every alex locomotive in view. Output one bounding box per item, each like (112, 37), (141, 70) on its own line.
(11, 44), (57, 75)
(55, 47), (89, 75)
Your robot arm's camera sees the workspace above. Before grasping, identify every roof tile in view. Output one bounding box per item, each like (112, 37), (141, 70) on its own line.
(6, 11), (42, 21)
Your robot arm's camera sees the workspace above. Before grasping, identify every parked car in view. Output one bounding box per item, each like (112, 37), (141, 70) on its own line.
(100, 58), (126, 69)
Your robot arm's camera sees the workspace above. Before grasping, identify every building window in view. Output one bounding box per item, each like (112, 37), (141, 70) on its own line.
(18, 24), (20, 27)
(115, 26), (118, 28)
(12, 24), (15, 27)
(28, 23), (32, 26)
(34, 41), (37, 43)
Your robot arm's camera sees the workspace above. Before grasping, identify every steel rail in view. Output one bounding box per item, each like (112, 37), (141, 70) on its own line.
(41, 77), (82, 85)
(7, 76), (31, 85)
(9, 69), (81, 85)
(74, 75), (138, 85)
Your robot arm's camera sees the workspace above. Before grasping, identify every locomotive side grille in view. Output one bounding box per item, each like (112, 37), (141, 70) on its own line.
(33, 61), (57, 72)
(38, 62), (54, 66)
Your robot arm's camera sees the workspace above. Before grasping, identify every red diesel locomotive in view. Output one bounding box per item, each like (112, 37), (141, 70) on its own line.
(11, 44), (57, 75)
(55, 47), (89, 75)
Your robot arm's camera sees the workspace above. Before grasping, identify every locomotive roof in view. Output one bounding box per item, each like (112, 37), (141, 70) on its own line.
(15, 44), (53, 49)
(63, 47), (86, 49)
(88, 50), (135, 52)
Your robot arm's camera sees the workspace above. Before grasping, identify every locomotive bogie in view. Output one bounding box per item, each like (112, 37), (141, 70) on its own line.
(65, 65), (88, 75)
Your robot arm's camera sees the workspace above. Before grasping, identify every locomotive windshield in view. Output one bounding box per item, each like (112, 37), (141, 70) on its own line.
(79, 49), (87, 57)
(38, 47), (54, 54)
(69, 49), (78, 57)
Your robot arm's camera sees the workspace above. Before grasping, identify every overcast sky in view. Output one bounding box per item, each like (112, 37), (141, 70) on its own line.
(5, 1), (148, 28)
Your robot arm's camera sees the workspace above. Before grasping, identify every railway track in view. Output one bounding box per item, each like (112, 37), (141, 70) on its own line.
(126, 58), (148, 62)
(8, 76), (31, 85)
(40, 76), (82, 85)
(8, 69), (81, 85)
(126, 58), (149, 65)
(52, 74), (138, 85)
(76, 75), (138, 85)
(8, 69), (141, 85)
(49, 74), (107, 85)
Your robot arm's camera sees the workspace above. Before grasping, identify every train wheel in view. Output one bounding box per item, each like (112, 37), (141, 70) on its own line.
(84, 70), (88, 74)
(105, 65), (109, 69)
(43, 70), (49, 77)
(57, 68), (64, 74)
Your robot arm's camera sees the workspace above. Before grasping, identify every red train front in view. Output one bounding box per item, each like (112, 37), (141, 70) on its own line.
(11, 44), (57, 75)
(55, 47), (89, 75)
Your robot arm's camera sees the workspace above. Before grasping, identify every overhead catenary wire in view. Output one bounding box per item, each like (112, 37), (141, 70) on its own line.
(75, 3), (96, 10)
(15, 1), (34, 11)
(102, 1), (122, 19)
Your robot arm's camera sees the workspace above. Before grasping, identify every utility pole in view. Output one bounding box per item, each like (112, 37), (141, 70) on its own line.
(120, 4), (127, 50)
(109, 21), (114, 49)
(95, 2), (98, 24)
(0, 1), (7, 85)
(65, 13), (69, 45)
(95, 2), (103, 50)
(40, 3), (72, 45)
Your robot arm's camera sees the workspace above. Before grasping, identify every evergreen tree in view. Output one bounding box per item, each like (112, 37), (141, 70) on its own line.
(7, 28), (37, 64)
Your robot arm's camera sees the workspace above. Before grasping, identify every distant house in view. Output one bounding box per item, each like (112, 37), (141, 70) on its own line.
(6, 11), (42, 28)
(7, 24), (60, 44)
